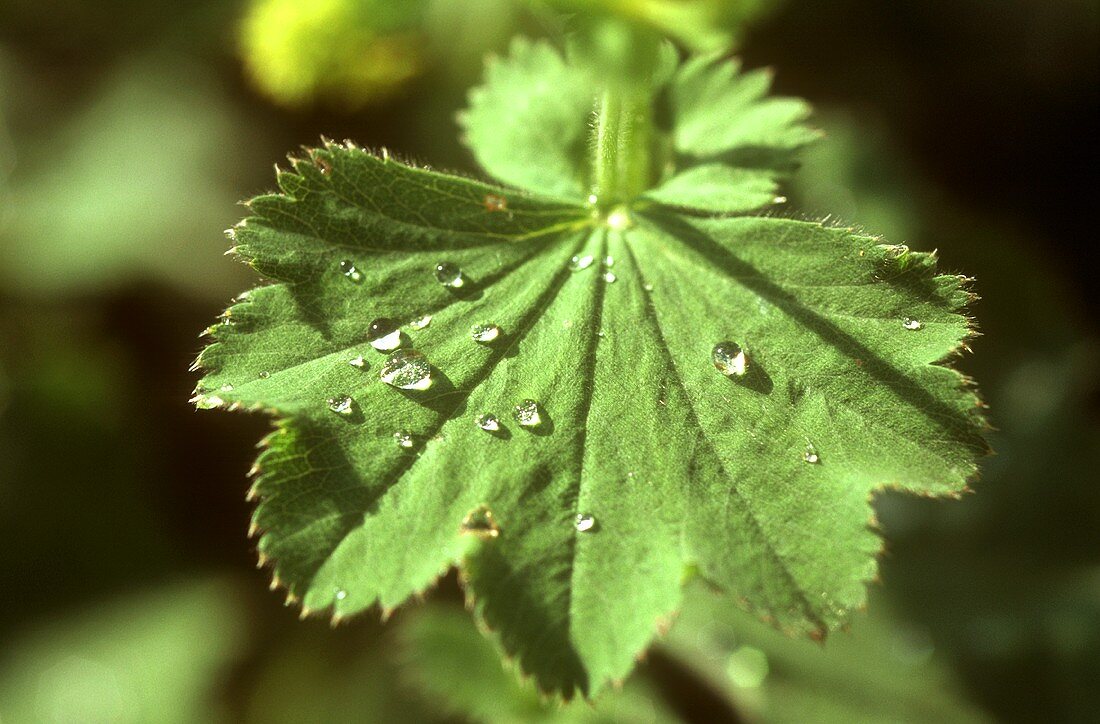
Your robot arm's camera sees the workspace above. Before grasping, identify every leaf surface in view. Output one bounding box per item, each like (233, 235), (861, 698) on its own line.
(196, 44), (985, 698)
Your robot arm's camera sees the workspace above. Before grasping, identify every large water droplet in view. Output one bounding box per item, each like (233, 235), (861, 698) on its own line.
(475, 413), (500, 432)
(471, 323), (501, 343)
(483, 194), (507, 212)
(435, 262), (465, 288)
(393, 430), (414, 448)
(380, 350), (432, 390)
(368, 318), (402, 351)
(461, 506), (500, 538)
(339, 260), (363, 283)
(713, 342), (748, 377)
(327, 395), (354, 415)
(569, 255), (594, 272)
(513, 399), (542, 427)
(408, 315), (432, 330)
(903, 317), (923, 331)
(575, 513), (596, 532)
(348, 354), (367, 368)
(803, 443), (820, 464)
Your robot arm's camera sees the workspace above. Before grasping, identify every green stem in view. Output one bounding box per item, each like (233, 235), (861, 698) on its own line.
(592, 85), (653, 209)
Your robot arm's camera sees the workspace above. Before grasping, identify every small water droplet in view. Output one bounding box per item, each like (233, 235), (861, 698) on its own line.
(327, 395), (354, 415)
(803, 443), (820, 464)
(575, 513), (596, 532)
(195, 395), (224, 410)
(513, 399), (542, 427)
(587, 193), (599, 206)
(470, 323), (501, 343)
(603, 271), (617, 283)
(380, 350), (432, 390)
(903, 317), (923, 331)
(348, 354), (367, 368)
(483, 194), (507, 212)
(475, 413), (500, 432)
(606, 207), (632, 230)
(259, 371), (270, 379)
(604, 255), (615, 267)
(461, 506), (500, 538)
(643, 283), (654, 292)
(220, 384), (234, 392)
(713, 342), (748, 377)
(393, 430), (414, 448)
(339, 260), (363, 283)
(408, 315), (432, 330)
(335, 589), (348, 601)
(772, 195), (788, 204)
(569, 254), (594, 272)
(368, 318), (402, 351)
(435, 262), (465, 288)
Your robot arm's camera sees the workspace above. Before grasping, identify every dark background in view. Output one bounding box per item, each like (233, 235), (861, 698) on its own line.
(1, 1), (1097, 721)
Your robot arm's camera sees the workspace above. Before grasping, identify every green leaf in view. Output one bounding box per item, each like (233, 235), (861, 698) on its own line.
(196, 48), (985, 699)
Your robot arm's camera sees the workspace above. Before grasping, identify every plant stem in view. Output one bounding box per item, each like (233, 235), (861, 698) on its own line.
(593, 84), (653, 209)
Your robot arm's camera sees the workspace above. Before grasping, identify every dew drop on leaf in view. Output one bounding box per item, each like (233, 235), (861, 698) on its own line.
(712, 342), (748, 377)
(220, 384), (234, 392)
(575, 513), (596, 532)
(408, 314), (432, 330)
(258, 371), (270, 379)
(368, 318), (402, 351)
(195, 395), (224, 410)
(513, 399), (542, 427)
(471, 323), (501, 343)
(569, 254), (594, 272)
(339, 259), (363, 283)
(475, 413), (500, 432)
(643, 283), (654, 292)
(434, 262), (465, 288)
(348, 354), (367, 369)
(603, 271), (617, 283)
(380, 350), (432, 390)
(334, 589), (348, 601)
(393, 430), (414, 448)
(461, 505), (500, 538)
(804, 443), (820, 464)
(903, 317), (923, 331)
(604, 255), (615, 267)
(327, 395), (354, 415)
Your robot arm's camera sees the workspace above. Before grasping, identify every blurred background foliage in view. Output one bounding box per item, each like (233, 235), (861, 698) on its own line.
(0, 0), (1097, 721)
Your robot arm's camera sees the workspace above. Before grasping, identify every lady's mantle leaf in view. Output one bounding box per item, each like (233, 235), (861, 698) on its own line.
(195, 49), (986, 699)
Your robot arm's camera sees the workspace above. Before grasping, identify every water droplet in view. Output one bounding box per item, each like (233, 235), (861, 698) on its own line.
(408, 315), (432, 330)
(259, 371), (270, 379)
(726, 646), (769, 688)
(643, 283), (654, 292)
(335, 589), (348, 601)
(195, 395), (224, 409)
(380, 350), (432, 390)
(368, 318), (402, 351)
(461, 506), (500, 538)
(475, 413), (500, 432)
(603, 271), (617, 283)
(772, 195), (788, 204)
(604, 255), (615, 267)
(575, 513), (596, 532)
(339, 259), (363, 283)
(513, 399), (542, 427)
(483, 193), (507, 212)
(803, 443), (820, 464)
(712, 342), (748, 377)
(327, 395), (354, 415)
(348, 354), (367, 368)
(393, 430), (414, 448)
(903, 317), (923, 331)
(220, 384), (234, 392)
(606, 207), (632, 230)
(569, 254), (594, 271)
(471, 323), (501, 343)
(435, 262), (465, 288)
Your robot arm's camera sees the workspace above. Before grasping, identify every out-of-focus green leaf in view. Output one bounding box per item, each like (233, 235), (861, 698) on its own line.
(0, 579), (248, 724)
(663, 584), (992, 723)
(0, 55), (259, 298)
(239, 0), (431, 108)
(402, 604), (677, 722)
